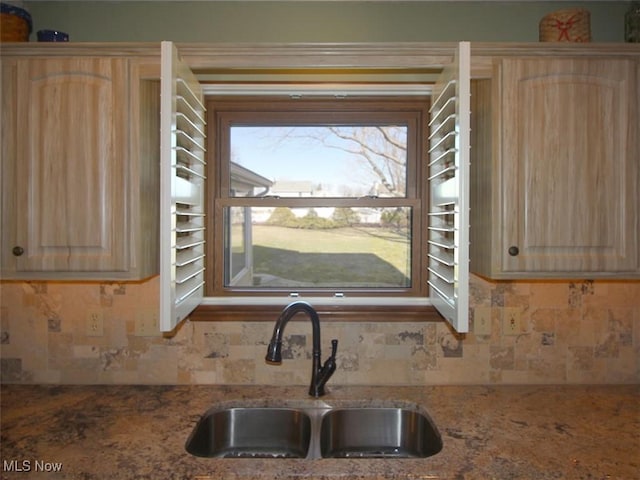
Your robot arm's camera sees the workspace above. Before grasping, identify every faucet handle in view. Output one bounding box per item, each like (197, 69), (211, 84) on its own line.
(330, 339), (338, 358)
(321, 339), (338, 377)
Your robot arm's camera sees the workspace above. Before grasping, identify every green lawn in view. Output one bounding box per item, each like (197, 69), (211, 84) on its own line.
(251, 225), (410, 287)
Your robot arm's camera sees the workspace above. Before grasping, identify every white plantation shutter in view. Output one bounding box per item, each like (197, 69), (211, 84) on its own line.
(426, 42), (470, 333)
(160, 41), (207, 332)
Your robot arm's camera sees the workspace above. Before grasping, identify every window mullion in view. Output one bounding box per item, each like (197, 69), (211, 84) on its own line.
(217, 197), (419, 208)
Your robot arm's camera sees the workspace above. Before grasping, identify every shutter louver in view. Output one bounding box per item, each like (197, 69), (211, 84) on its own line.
(426, 42), (470, 333)
(160, 41), (207, 332)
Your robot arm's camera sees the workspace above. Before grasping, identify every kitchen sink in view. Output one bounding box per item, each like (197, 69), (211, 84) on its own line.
(320, 408), (442, 458)
(186, 404), (442, 459)
(185, 407), (311, 458)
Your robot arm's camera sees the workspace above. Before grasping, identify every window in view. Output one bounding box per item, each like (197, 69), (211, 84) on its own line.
(206, 97), (430, 299)
(161, 42), (470, 331)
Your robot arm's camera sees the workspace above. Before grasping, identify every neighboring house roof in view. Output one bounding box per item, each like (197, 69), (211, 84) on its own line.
(230, 162), (273, 195)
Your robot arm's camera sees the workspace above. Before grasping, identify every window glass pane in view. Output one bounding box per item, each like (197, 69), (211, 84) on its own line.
(230, 126), (408, 198)
(224, 206), (412, 288)
(224, 207), (249, 285)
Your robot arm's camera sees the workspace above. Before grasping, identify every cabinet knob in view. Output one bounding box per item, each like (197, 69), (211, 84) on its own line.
(12, 246), (24, 256)
(508, 246), (519, 256)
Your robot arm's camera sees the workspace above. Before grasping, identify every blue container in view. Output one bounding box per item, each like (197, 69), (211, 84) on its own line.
(37, 29), (69, 42)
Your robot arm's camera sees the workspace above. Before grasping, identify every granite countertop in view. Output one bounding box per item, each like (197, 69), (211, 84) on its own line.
(0, 384), (638, 479)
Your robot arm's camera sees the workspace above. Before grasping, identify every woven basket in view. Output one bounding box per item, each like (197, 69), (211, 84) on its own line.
(539, 8), (591, 42)
(1, 2), (32, 42)
(1, 12), (29, 41)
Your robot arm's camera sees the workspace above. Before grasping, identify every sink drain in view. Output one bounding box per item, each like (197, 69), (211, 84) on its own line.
(222, 451), (301, 459)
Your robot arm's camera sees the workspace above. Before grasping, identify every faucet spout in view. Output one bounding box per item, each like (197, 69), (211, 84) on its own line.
(265, 301), (338, 397)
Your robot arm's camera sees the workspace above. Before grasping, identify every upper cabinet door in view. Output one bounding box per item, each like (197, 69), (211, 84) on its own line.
(12, 58), (129, 273)
(500, 58), (638, 275)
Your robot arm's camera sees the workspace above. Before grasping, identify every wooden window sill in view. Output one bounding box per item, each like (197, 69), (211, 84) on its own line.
(189, 303), (442, 323)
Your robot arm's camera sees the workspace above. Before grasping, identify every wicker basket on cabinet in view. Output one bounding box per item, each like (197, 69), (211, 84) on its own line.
(0, 2), (32, 42)
(539, 8), (591, 43)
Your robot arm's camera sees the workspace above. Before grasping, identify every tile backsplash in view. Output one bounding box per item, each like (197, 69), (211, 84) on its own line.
(1, 275), (638, 385)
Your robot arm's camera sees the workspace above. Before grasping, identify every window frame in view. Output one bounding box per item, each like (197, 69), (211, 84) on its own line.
(160, 42), (472, 330)
(205, 96), (431, 301)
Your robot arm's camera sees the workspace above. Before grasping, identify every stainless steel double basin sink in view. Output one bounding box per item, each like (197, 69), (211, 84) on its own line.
(185, 404), (443, 459)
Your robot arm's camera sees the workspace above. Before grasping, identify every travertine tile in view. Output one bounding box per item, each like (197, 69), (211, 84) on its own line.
(490, 346), (514, 370)
(1, 276), (639, 385)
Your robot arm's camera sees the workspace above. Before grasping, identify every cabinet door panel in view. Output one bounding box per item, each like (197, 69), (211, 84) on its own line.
(501, 58), (637, 273)
(15, 58), (128, 272)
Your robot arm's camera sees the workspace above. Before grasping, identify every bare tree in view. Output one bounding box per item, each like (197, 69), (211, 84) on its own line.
(306, 126), (407, 197)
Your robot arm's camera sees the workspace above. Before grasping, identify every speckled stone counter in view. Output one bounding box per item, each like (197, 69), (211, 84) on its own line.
(1, 384), (638, 479)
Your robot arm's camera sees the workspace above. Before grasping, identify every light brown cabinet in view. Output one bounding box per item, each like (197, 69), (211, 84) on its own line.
(471, 52), (639, 279)
(2, 44), (637, 284)
(1, 48), (160, 280)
